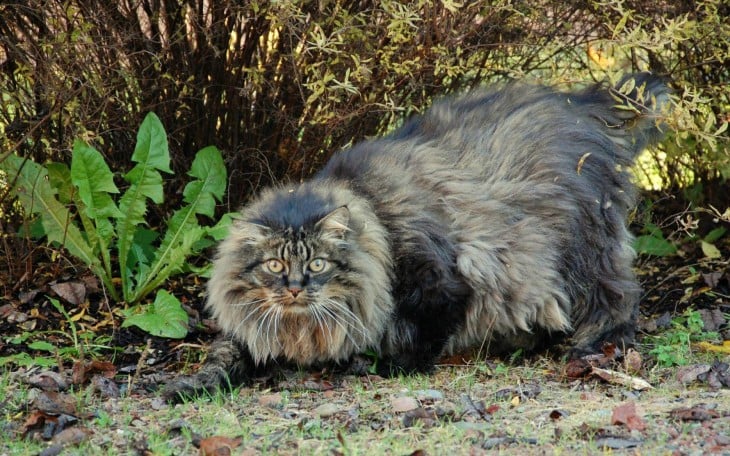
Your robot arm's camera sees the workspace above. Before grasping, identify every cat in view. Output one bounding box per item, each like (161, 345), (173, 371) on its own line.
(164, 73), (669, 398)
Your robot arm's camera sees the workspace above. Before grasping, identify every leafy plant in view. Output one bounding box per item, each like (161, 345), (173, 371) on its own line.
(1, 113), (230, 336)
(0, 297), (115, 367)
(633, 223), (677, 257)
(648, 308), (719, 367)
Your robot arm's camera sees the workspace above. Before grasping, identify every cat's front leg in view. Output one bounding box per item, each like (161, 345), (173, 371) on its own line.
(163, 336), (255, 401)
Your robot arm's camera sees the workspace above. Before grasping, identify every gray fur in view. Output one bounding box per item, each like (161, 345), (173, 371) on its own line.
(165, 74), (669, 397)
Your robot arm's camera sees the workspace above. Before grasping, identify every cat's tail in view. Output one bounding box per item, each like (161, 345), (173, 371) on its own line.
(598, 72), (672, 157)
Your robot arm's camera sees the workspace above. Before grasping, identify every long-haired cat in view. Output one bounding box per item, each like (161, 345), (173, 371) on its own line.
(165, 73), (669, 397)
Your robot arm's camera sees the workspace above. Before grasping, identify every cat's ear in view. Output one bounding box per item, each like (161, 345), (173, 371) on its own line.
(315, 206), (350, 239)
(231, 217), (272, 244)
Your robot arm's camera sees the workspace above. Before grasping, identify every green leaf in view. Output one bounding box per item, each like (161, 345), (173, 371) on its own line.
(116, 113), (173, 302)
(28, 341), (56, 352)
(129, 146), (226, 303)
(703, 227), (727, 244)
(0, 353), (57, 368)
(633, 234), (677, 256)
(205, 212), (235, 241)
(184, 146), (227, 217)
(122, 290), (188, 339)
(131, 112), (172, 175)
(701, 240), (722, 259)
(46, 162), (74, 204)
(0, 155), (99, 269)
(70, 140), (123, 219)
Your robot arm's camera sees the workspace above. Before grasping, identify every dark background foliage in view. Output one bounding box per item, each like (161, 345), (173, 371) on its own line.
(0, 1), (728, 275)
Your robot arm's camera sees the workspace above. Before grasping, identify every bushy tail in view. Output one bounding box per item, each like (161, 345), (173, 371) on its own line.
(606, 72), (671, 154)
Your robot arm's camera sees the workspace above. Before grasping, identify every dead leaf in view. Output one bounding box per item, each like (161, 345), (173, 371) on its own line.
(698, 308), (727, 331)
(257, 393), (282, 407)
(402, 407), (439, 428)
(72, 360), (117, 385)
(391, 396), (419, 413)
(18, 290), (40, 305)
(27, 371), (68, 391)
(669, 404), (720, 421)
(22, 410), (78, 439)
(549, 409), (569, 421)
(591, 367), (652, 390)
(695, 340), (730, 355)
(611, 402), (646, 431)
(702, 271), (724, 288)
(51, 426), (91, 446)
(624, 349), (643, 374)
(566, 358), (592, 378)
(198, 436), (243, 456)
(31, 391), (78, 416)
(50, 281), (86, 305)
(676, 364), (712, 384)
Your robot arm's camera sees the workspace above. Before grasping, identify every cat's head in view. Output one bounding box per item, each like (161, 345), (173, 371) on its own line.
(206, 182), (393, 365)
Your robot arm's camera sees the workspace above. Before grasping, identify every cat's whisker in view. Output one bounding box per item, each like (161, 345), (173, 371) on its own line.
(234, 297), (268, 309)
(256, 304), (279, 356)
(231, 301), (267, 338)
(310, 305), (334, 347)
(317, 299), (366, 349)
(321, 298), (369, 340)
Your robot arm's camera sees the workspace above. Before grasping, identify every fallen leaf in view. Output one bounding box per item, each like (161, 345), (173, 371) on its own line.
(624, 349), (643, 374)
(566, 358), (592, 378)
(391, 396), (419, 413)
(402, 407), (439, 428)
(51, 426), (91, 446)
(676, 364), (712, 384)
(198, 436), (243, 456)
(72, 360), (117, 385)
(257, 393), (282, 407)
(591, 367), (652, 390)
(50, 282), (87, 305)
(695, 340), (730, 355)
(31, 391), (78, 416)
(27, 371), (68, 391)
(698, 308), (727, 331)
(22, 410), (78, 439)
(669, 404), (720, 421)
(611, 401), (646, 431)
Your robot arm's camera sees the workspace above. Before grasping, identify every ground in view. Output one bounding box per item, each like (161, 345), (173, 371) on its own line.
(1, 204), (729, 455)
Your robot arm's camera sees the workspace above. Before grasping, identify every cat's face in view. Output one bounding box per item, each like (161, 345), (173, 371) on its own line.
(206, 189), (394, 366)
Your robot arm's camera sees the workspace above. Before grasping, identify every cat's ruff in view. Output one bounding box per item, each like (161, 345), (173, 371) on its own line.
(166, 73), (669, 397)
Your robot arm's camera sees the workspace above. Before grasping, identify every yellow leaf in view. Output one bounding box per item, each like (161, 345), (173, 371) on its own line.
(70, 307), (86, 322)
(511, 395), (520, 406)
(696, 340), (730, 354)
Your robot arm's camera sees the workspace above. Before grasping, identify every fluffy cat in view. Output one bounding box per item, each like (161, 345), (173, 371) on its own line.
(165, 73), (669, 397)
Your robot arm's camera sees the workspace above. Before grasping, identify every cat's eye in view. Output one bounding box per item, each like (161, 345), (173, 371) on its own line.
(264, 259), (285, 274)
(308, 258), (328, 273)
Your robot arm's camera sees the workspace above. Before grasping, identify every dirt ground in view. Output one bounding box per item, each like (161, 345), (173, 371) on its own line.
(1, 203), (729, 454)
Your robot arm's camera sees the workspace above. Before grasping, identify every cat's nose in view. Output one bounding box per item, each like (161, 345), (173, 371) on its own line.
(288, 287), (302, 298)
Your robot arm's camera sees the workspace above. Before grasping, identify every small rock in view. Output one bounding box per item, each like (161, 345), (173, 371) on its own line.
(415, 389), (443, 402)
(313, 403), (340, 417)
(391, 396), (419, 413)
